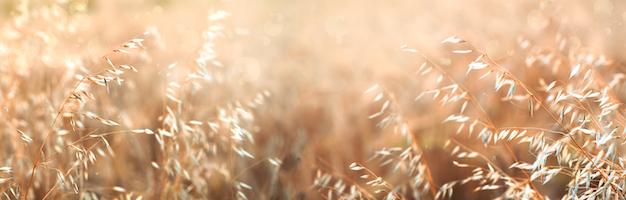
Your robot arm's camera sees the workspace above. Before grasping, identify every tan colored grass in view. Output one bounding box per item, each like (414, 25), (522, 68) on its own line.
(2, 0), (626, 200)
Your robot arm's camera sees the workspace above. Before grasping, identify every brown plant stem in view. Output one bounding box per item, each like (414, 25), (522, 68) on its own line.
(384, 89), (438, 197)
(410, 49), (544, 200)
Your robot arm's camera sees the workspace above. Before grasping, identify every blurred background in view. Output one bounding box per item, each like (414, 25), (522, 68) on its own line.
(1, 0), (626, 199)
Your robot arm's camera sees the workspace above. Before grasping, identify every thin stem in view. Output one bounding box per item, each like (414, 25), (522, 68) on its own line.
(41, 136), (108, 199)
(480, 51), (620, 195)
(410, 49), (543, 200)
(458, 37), (622, 197)
(24, 33), (147, 200)
(384, 89), (437, 196)
(361, 166), (402, 199)
(25, 67), (88, 200)
(448, 139), (511, 180)
(316, 156), (376, 200)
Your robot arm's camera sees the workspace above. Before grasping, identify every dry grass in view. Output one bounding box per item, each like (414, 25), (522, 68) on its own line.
(1, 0), (626, 199)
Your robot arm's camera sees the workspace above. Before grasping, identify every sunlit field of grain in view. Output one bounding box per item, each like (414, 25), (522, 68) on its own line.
(2, 0), (626, 199)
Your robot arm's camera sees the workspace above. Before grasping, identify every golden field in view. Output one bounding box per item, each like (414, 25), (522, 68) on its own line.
(2, 0), (626, 199)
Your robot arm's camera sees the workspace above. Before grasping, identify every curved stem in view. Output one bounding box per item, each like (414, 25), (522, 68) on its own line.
(410, 49), (543, 200)
(461, 37), (622, 197)
(316, 156), (377, 200)
(384, 89), (437, 196)
(24, 33), (147, 199)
